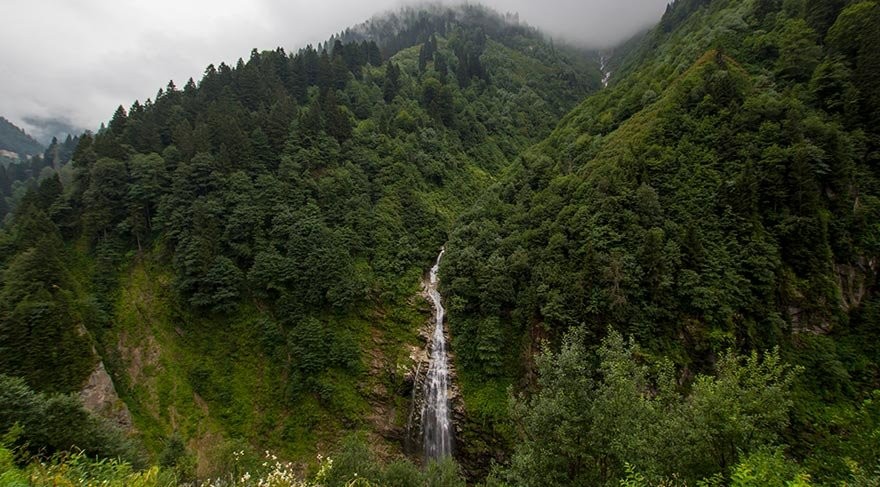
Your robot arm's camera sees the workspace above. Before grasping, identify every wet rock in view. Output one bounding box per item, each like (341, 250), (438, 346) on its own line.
(405, 250), (467, 463)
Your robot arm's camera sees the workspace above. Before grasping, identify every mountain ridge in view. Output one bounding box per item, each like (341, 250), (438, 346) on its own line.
(0, 116), (44, 159)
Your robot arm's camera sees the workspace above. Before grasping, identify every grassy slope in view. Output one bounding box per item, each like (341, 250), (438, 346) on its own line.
(84, 44), (434, 474)
(99, 252), (429, 475)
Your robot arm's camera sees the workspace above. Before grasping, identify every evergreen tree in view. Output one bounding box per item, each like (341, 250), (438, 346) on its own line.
(108, 105), (128, 134)
(383, 63), (401, 103)
(324, 90), (352, 142)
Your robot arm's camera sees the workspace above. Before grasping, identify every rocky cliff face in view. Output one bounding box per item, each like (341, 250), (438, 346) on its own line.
(836, 258), (877, 312)
(79, 361), (134, 430)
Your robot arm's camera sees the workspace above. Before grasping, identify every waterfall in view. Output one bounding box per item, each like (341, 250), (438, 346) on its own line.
(421, 248), (453, 461)
(600, 55), (612, 88)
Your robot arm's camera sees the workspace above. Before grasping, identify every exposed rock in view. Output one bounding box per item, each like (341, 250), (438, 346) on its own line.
(404, 326), (430, 456)
(836, 259), (874, 311)
(119, 330), (161, 385)
(788, 258), (876, 336)
(79, 361), (134, 430)
(116, 329), (163, 420)
(788, 304), (833, 336)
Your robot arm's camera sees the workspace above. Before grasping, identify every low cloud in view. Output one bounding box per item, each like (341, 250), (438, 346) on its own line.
(0, 0), (667, 138)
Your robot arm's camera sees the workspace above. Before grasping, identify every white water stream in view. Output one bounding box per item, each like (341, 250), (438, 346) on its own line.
(421, 248), (453, 461)
(600, 55), (612, 88)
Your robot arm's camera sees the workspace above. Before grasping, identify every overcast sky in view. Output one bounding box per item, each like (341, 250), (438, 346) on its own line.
(0, 0), (667, 143)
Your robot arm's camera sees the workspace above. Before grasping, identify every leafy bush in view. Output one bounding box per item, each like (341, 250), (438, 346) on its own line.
(0, 375), (141, 464)
(505, 328), (797, 486)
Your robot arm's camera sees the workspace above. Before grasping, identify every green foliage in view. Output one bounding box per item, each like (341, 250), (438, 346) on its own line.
(71, 10), (600, 333)
(15, 12), (599, 473)
(616, 452), (819, 487)
(0, 131), (79, 221)
(444, 2), (880, 482)
(321, 434), (465, 487)
(774, 19), (822, 82)
(730, 447), (813, 487)
(321, 434), (382, 486)
(288, 317), (360, 395)
(826, 2), (880, 126)
(0, 375), (141, 463)
(0, 445), (28, 487)
(127, 153), (169, 248)
(6, 0), (880, 485)
(158, 433), (195, 481)
(83, 157), (129, 242)
(21, 451), (175, 487)
(504, 328), (797, 486)
(0, 204), (96, 392)
(0, 434), (468, 487)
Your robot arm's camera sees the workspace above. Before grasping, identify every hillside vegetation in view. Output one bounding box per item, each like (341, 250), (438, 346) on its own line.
(445, 0), (880, 484)
(0, 117), (43, 158)
(0, 4), (600, 483)
(1, 0), (879, 485)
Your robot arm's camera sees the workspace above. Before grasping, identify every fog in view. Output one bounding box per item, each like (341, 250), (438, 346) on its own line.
(0, 0), (667, 143)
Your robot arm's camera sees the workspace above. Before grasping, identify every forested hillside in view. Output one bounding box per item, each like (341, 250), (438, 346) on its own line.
(0, 135), (79, 222)
(0, 117), (43, 159)
(1, 0), (879, 485)
(0, 4), (601, 483)
(445, 0), (880, 484)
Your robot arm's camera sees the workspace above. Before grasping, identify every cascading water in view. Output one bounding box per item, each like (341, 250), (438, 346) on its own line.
(421, 248), (453, 461)
(600, 55), (612, 87)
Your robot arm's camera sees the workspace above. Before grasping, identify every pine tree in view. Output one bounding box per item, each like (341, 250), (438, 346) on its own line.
(324, 90), (352, 143)
(383, 63), (401, 103)
(419, 43), (429, 73)
(365, 41), (382, 66)
(108, 105), (128, 134)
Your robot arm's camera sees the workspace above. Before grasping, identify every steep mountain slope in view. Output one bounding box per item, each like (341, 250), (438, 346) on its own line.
(0, 4), (601, 478)
(3, 1), (878, 485)
(446, 0), (880, 483)
(0, 116), (43, 159)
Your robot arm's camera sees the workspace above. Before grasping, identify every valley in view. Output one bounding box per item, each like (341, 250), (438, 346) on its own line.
(0, 0), (879, 486)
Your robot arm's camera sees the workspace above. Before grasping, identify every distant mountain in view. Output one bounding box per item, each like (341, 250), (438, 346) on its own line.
(0, 116), (44, 158)
(20, 115), (84, 146)
(330, 4), (541, 58)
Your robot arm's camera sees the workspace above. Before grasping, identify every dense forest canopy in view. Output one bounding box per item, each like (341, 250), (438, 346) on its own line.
(0, 134), (79, 223)
(0, 4), (603, 484)
(0, 0), (878, 486)
(444, 0), (880, 484)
